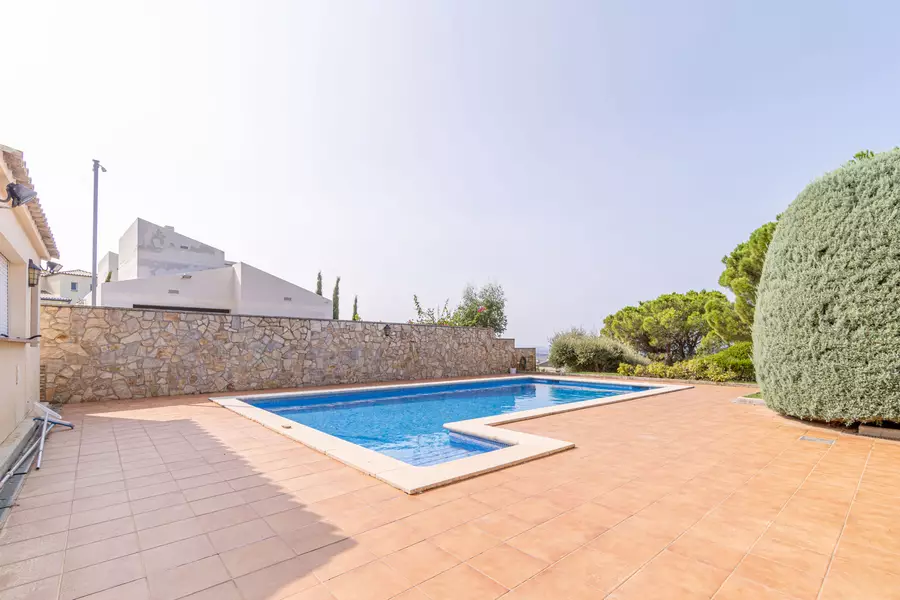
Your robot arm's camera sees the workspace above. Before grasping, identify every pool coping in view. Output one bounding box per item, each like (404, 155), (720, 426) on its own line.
(210, 375), (691, 494)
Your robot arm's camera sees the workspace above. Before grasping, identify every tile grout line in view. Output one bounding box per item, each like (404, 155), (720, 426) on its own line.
(814, 443), (873, 600)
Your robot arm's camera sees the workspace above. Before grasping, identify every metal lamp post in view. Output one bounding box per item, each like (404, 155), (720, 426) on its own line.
(91, 159), (106, 306)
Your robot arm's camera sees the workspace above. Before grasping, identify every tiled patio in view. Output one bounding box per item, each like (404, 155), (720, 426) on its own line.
(1, 381), (898, 600)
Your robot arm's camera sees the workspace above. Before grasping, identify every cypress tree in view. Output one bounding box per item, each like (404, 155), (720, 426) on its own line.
(332, 276), (340, 319)
(315, 271), (323, 296)
(352, 295), (360, 321)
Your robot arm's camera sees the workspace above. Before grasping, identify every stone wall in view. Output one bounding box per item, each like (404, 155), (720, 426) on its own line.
(41, 306), (536, 403)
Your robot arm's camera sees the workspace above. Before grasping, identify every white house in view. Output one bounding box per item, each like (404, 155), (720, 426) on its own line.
(98, 219), (332, 318)
(40, 269), (92, 306)
(0, 144), (59, 448)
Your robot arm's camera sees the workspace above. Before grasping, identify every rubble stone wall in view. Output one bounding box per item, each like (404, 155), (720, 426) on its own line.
(41, 306), (534, 403)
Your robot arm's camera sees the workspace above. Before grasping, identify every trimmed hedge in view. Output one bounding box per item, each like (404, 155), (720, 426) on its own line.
(549, 329), (649, 373)
(754, 150), (900, 424)
(617, 341), (754, 383)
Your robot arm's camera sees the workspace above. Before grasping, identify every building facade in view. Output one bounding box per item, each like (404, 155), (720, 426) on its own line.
(40, 269), (92, 306)
(0, 145), (59, 445)
(98, 219), (332, 319)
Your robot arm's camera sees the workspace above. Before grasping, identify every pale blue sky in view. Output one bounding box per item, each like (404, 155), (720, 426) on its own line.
(4, 1), (899, 346)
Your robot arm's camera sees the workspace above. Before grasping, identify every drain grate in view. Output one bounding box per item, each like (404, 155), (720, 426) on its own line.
(799, 435), (835, 445)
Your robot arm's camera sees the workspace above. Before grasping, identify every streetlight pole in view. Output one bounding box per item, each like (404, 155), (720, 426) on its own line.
(91, 159), (106, 306)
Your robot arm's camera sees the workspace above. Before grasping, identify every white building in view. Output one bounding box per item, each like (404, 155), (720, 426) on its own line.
(40, 269), (92, 306)
(0, 144), (59, 448)
(98, 218), (332, 318)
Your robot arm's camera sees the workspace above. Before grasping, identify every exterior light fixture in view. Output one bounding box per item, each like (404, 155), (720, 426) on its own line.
(46, 261), (63, 274)
(27, 259), (42, 287)
(383, 324), (391, 337)
(1, 183), (38, 208)
(180, 274), (192, 279)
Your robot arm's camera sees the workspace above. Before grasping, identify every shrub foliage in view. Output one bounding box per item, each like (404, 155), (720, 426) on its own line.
(754, 150), (900, 423)
(617, 341), (754, 383)
(549, 328), (649, 373)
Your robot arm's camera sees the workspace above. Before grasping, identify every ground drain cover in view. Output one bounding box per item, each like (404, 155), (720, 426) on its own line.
(799, 435), (834, 445)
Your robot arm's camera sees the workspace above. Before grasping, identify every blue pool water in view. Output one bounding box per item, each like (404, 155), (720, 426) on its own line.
(251, 378), (652, 467)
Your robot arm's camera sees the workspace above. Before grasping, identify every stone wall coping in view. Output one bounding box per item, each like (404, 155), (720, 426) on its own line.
(42, 305), (500, 334)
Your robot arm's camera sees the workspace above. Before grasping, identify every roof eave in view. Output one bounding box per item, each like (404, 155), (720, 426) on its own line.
(0, 144), (60, 259)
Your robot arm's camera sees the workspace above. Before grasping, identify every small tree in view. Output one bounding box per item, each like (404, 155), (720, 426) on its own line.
(352, 295), (361, 321)
(454, 283), (508, 336)
(315, 271), (323, 296)
(332, 277), (340, 319)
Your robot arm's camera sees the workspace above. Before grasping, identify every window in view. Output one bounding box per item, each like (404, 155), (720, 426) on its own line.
(71, 281), (78, 292)
(0, 252), (8, 336)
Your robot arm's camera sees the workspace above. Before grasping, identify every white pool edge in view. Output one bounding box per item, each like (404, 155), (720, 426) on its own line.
(210, 376), (691, 494)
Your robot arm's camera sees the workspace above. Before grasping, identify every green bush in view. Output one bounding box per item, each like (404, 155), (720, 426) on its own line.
(754, 150), (900, 424)
(549, 328), (649, 372)
(616, 342), (755, 383)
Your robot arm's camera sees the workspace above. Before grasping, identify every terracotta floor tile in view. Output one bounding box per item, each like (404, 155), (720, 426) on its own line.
(233, 555), (320, 600)
(733, 553), (823, 599)
(280, 520), (350, 555)
(506, 513), (595, 563)
(141, 534), (216, 574)
(0, 551), (64, 592)
(282, 584), (339, 600)
(668, 532), (747, 572)
(0, 532), (66, 568)
(609, 549), (729, 599)
(750, 535), (830, 577)
(78, 578), (150, 600)
(64, 532), (140, 571)
(382, 540), (459, 585)
(179, 580), (242, 600)
(69, 502), (132, 529)
(594, 481), (672, 514)
(207, 518), (275, 553)
(430, 522), (500, 560)
(0, 515), (70, 545)
(355, 520), (428, 557)
(834, 539), (900, 576)
(137, 517), (204, 550)
(468, 543), (547, 588)
(550, 545), (640, 595)
(820, 557), (900, 599)
(196, 504), (258, 533)
(307, 539), (379, 581)
(417, 563), (506, 600)
(218, 532), (296, 578)
(68, 516), (136, 548)
(470, 485), (528, 509)
(503, 565), (597, 600)
(146, 555), (231, 600)
(471, 511), (533, 540)
(324, 560), (412, 600)
(504, 497), (564, 526)
(713, 575), (797, 599)
(60, 553), (144, 600)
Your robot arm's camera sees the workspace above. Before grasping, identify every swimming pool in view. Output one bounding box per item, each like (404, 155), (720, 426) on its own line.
(250, 378), (653, 467)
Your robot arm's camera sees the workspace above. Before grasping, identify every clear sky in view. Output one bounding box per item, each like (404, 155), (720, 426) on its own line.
(4, 1), (899, 347)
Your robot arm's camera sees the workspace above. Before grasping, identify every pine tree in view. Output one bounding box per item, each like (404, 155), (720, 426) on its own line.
(332, 276), (340, 319)
(352, 295), (360, 321)
(315, 271), (323, 296)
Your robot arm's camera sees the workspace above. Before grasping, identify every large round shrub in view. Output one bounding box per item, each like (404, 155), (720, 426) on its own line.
(754, 151), (900, 423)
(549, 328), (649, 373)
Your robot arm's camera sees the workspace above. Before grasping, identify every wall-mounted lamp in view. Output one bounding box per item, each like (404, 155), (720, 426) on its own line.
(27, 259), (42, 287)
(180, 274), (192, 279)
(1, 183), (38, 209)
(383, 324), (391, 337)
